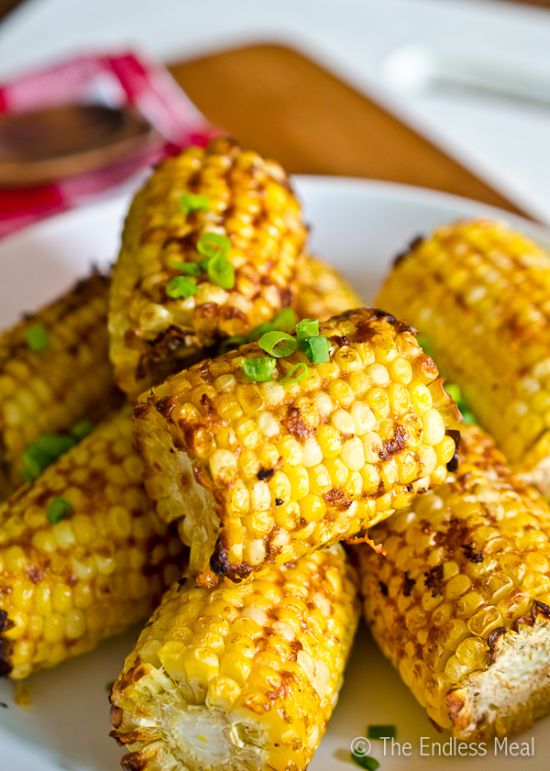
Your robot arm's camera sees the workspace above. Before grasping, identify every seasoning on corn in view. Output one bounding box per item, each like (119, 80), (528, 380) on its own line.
(109, 137), (307, 399)
(377, 219), (550, 495)
(0, 408), (185, 680)
(356, 425), (550, 741)
(0, 271), (120, 496)
(110, 545), (359, 771)
(293, 255), (362, 320)
(134, 307), (460, 585)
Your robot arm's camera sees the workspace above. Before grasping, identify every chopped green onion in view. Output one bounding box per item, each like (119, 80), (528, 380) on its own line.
(21, 433), (77, 481)
(25, 323), (49, 353)
(166, 276), (198, 299)
(444, 383), (463, 404)
(170, 260), (203, 276)
(248, 321), (276, 342)
(272, 307), (297, 332)
(180, 193), (209, 215)
(206, 253), (235, 289)
(242, 357), (276, 382)
(351, 752), (379, 770)
(280, 362), (309, 385)
(46, 496), (72, 524)
(301, 335), (330, 364)
(259, 331), (298, 358)
(71, 419), (94, 440)
(416, 334), (435, 359)
(368, 725), (396, 740)
(461, 409), (477, 425)
(296, 318), (319, 341)
(220, 335), (248, 353)
(197, 231), (231, 260)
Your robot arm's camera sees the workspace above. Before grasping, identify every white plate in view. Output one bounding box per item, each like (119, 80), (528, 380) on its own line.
(0, 176), (549, 771)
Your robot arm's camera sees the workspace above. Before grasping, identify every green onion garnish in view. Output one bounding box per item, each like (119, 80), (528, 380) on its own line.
(171, 260), (203, 276)
(71, 419), (94, 440)
(272, 307), (297, 332)
(242, 357), (277, 382)
(206, 253), (235, 290)
(46, 496), (72, 524)
(301, 335), (330, 364)
(351, 752), (379, 770)
(296, 318), (319, 341)
(416, 334), (436, 359)
(197, 231), (231, 260)
(25, 323), (49, 353)
(280, 362), (309, 385)
(461, 409), (477, 425)
(220, 335), (248, 353)
(21, 434), (77, 481)
(444, 383), (462, 404)
(180, 193), (209, 215)
(368, 725), (396, 740)
(259, 331), (298, 358)
(166, 276), (198, 299)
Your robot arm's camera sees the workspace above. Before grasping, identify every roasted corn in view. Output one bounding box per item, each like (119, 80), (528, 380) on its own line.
(0, 271), (120, 496)
(294, 255), (362, 320)
(109, 138), (307, 399)
(134, 307), (459, 585)
(357, 425), (550, 740)
(110, 545), (359, 771)
(0, 408), (184, 679)
(377, 219), (550, 494)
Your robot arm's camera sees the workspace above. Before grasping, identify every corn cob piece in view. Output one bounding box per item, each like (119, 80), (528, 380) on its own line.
(294, 255), (362, 320)
(0, 270), (120, 495)
(0, 407), (185, 679)
(377, 219), (550, 495)
(110, 545), (358, 771)
(109, 138), (307, 399)
(134, 307), (459, 585)
(356, 425), (550, 741)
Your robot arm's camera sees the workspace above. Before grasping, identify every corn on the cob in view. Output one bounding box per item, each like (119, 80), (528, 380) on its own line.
(110, 544), (358, 771)
(0, 270), (120, 495)
(0, 407), (185, 679)
(109, 138), (307, 399)
(134, 307), (459, 585)
(294, 255), (362, 320)
(356, 425), (550, 741)
(377, 219), (550, 495)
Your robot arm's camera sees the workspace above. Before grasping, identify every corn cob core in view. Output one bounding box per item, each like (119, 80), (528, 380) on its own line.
(357, 425), (550, 740)
(293, 256), (362, 320)
(110, 545), (359, 771)
(109, 138), (307, 399)
(134, 307), (459, 585)
(377, 219), (550, 494)
(0, 271), (120, 494)
(0, 408), (185, 679)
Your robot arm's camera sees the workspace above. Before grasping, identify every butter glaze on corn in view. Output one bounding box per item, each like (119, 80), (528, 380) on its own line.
(294, 256), (362, 320)
(357, 425), (550, 740)
(377, 219), (550, 494)
(0, 408), (184, 679)
(109, 138), (307, 398)
(0, 271), (120, 495)
(110, 545), (359, 771)
(134, 307), (459, 584)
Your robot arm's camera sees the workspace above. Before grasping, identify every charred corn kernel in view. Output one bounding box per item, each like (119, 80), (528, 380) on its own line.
(110, 546), (359, 771)
(0, 272), (120, 496)
(109, 138), (307, 398)
(293, 255), (362, 321)
(0, 408), (185, 679)
(356, 425), (550, 741)
(134, 308), (459, 583)
(378, 219), (550, 496)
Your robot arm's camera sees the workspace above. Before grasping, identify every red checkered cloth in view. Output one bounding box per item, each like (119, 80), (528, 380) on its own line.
(0, 52), (217, 237)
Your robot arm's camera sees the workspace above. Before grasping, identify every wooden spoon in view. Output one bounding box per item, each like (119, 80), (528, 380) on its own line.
(0, 103), (159, 187)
